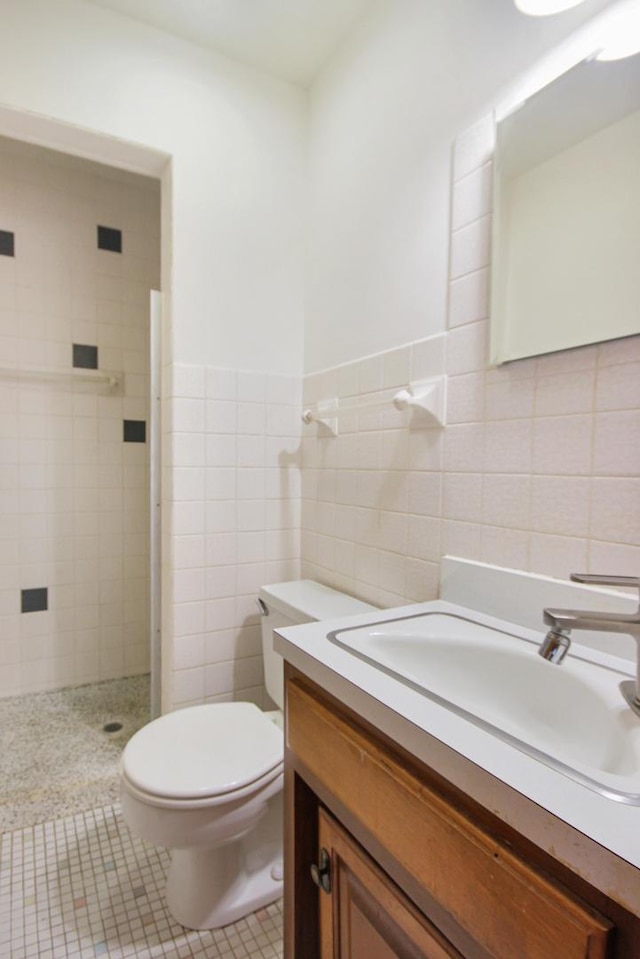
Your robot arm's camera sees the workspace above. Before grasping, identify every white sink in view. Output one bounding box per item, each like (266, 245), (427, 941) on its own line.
(328, 611), (640, 803)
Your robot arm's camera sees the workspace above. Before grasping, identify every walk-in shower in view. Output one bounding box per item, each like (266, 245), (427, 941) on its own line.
(0, 136), (161, 823)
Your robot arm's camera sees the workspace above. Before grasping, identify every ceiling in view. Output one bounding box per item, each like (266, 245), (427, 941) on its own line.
(85, 0), (376, 85)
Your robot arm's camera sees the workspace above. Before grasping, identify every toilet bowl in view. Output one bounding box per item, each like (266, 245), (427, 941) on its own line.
(120, 580), (376, 930)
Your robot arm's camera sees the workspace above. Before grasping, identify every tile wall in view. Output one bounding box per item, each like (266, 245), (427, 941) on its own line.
(168, 364), (301, 708)
(0, 137), (160, 697)
(301, 116), (640, 604)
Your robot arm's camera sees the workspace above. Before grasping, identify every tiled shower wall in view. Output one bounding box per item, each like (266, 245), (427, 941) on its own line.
(301, 116), (640, 604)
(168, 364), (301, 708)
(0, 137), (160, 697)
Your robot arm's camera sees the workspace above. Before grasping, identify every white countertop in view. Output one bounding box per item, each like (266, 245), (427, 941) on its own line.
(275, 596), (640, 914)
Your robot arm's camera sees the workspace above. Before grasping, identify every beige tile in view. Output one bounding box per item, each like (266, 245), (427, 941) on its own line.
(532, 415), (592, 476)
(528, 533), (588, 581)
(590, 478), (640, 546)
(592, 411), (640, 476)
(530, 476), (590, 537)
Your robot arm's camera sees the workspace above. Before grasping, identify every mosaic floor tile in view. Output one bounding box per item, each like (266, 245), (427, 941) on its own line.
(0, 804), (283, 959)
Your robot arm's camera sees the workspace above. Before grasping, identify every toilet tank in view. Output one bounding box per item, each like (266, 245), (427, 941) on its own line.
(258, 580), (377, 710)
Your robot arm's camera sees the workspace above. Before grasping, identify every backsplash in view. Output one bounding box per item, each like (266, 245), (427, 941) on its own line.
(301, 115), (640, 606)
(0, 137), (160, 696)
(168, 363), (302, 708)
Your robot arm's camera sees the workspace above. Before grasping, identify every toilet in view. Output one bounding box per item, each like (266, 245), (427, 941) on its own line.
(120, 580), (376, 930)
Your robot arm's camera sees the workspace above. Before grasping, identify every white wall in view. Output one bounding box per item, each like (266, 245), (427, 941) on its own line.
(0, 0), (306, 374)
(306, 0), (618, 372)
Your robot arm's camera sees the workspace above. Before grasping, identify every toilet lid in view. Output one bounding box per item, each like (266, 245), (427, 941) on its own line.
(122, 703), (283, 800)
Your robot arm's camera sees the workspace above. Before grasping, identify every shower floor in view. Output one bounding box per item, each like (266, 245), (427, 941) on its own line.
(0, 674), (150, 832)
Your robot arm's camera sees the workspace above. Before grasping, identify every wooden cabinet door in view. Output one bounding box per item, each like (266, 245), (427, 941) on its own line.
(317, 808), (463, 959)
(290, 678), (613, 959)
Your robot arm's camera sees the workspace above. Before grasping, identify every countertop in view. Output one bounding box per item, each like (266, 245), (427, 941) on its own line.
(275, 598), (640, 916)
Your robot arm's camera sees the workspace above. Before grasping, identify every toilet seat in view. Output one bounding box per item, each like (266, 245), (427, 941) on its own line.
(122, 703), (283, 804)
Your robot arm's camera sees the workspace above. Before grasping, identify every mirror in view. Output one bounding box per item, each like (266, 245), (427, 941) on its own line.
(490, 53), (640, 364)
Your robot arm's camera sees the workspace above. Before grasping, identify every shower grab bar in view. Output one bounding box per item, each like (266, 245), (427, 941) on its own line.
(0, 366), (123, 390)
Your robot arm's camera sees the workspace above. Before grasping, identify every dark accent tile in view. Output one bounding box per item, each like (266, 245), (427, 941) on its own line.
(97, 225), (122, 253)
(0, 230), (15, 257)
(123, 420), (146, 443)
(21, 587), (48, 614)
(73, 344), (99, 370)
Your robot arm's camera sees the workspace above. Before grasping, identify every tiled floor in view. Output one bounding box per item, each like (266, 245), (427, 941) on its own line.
(0, 804), (283, 959)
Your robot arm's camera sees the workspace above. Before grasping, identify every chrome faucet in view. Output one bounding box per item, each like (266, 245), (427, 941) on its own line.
(540, 573), (640, 715)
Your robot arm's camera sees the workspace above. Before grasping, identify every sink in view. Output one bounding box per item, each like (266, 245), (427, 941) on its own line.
(328, 611), (640, 803)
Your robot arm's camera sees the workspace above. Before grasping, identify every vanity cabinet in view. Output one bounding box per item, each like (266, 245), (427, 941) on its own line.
(284, 668), (640, 959)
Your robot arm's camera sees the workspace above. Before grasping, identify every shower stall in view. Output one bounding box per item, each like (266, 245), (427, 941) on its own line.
(0, 135), (161, 827)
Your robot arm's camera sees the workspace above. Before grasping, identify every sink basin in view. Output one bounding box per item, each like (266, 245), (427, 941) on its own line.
(328, 611), (640, 803)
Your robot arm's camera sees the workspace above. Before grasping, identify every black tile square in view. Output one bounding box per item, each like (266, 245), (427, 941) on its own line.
(0, 230), (15, 257)
(73, 343), (99, 370)
(97, 225), (122, 253)
(123, 420), (146, 443)
(21, 587), (48, 614)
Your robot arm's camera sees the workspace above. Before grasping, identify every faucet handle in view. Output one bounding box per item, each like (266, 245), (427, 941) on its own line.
(570, 573), (640, 608)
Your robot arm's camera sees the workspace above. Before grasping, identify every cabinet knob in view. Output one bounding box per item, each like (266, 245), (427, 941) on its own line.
(310, 848), (332, 894)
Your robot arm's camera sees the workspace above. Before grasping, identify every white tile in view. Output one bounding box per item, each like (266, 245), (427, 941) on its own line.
(453, 114), (495, 181)
(337, 361), (360, 398)
(205, 596), (237, 632)
(173, 633), (204, 670)
(172, 467), (205, 502)
(448, 268), (489, 329)
(173, 534), (205, 570)
(206, 399), (236, 434)
(206, 434), (236, 467)
(411, 335), (446, 380)
(446, 320), (488, 375)
(206, 366), (237, 399)
(449, 215), (491, 280)
(451, 161), (493, 231)
(382, 346), (411, 388)
(206, 499), (237, 533)
(238, 370), (266, 402)
(446, 372), (485, 424)
(173, 666), (204, 704)
(237, 401), (266, 435)
(358, 354), (384, 394)
(172, 397), (205, 433)
(237, 435), (265, 467)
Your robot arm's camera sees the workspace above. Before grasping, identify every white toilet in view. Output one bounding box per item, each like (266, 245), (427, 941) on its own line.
(120, 580), (376, 930)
